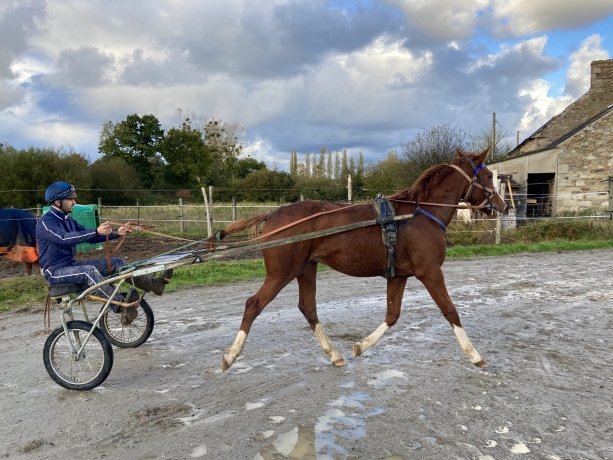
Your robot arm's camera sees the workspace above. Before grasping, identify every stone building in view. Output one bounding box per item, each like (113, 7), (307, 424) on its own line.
(491, 59), (613, 217)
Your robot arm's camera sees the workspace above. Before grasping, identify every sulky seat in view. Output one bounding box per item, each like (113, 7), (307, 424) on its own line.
(47, 282), (89, 298)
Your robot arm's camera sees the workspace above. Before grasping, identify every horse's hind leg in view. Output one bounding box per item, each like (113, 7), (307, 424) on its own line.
(297, 261), (346, 367)
(222, 276), (290, 371)
(416, 267), (488, 368)
(353, 277), (407, 358)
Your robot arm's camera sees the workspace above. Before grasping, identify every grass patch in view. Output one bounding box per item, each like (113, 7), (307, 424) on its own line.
(165, 259), (267, 290)
(447, 239), (613, 258)
(0, 275), (48, 311)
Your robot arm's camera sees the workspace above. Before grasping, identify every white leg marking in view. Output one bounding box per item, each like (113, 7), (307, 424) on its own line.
(314, 323), (344, 363)
(357, 322), (389, 354)
(224, 330), (248, 367)
(453, 326), (484, 364)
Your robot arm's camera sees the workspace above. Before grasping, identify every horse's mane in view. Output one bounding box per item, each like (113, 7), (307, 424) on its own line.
(389, 155), (474, 203)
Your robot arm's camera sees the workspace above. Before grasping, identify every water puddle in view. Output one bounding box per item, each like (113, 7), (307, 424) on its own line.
(366, 369), (407, 388)
(255, 391), (384, 459)
(246, 402), (265, 411)
(189, 444), (207, 457)
(510, 442), (530, 454)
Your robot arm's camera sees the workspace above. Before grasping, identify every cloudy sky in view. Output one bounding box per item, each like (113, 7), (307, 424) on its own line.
(1, 0), (612, 169)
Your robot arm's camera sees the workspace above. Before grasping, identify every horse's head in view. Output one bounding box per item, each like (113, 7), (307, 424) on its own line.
(451, 148), (506, 217)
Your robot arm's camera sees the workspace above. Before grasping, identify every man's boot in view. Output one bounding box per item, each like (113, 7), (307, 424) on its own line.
(120, 287), (141, 325)
(131, 269), (174, 295)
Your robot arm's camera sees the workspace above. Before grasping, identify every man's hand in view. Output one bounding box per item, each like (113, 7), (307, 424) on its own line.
(116, 226), (132, 236)
(97, 221), (113, 236)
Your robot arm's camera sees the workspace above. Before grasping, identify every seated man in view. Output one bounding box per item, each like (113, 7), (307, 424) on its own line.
(36, 182), (173, 321)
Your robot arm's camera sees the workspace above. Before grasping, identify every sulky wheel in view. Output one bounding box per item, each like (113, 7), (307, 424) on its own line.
(43, 320), (113, 391)
(99, 297), (154, 348)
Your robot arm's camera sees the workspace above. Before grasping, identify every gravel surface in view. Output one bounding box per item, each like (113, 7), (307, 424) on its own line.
(1, 249), (612, 459)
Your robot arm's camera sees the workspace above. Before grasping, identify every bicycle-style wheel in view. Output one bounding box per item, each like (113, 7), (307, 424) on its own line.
(99, 298), (154, 348)
(43, 320), (113, 391)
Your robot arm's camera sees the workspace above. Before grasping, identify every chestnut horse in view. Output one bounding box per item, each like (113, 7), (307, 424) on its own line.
(217, 149), (505, 371)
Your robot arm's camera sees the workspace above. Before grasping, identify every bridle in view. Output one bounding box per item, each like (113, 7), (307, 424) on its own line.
(449, 159), (500, 214)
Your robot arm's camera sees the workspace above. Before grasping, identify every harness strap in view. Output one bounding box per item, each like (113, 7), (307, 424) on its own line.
(373, 195), (397, 279)
(414, 204), (447, 232)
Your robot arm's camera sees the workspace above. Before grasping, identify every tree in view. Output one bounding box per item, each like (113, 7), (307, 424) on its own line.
(89, 157), (142, 205)
(235, 157), (267, 179)
(202, 117), (247, 184)
(234, 169), (298, 202)
(469, 126), (515, 160)
(1, 146), (91, 208)
(400, 123), (473, 184)
(98, 114), (165, 188)
(363, 150), (409, 195)
(334, 151), (340, 180)
(161, 125), (212, 188)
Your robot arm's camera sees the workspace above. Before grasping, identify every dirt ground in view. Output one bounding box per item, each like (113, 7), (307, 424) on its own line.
(1, 249), (613, 459)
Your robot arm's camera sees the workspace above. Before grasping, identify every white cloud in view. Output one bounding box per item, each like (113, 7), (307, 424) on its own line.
(517, 33), (610, 135)
(388, 0), (489, 43)
(517, 79), (573, 134)
(564, 34), (610, 97)
(491, 0), (613, 37)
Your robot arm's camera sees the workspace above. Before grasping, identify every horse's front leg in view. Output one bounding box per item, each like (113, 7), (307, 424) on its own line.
(297, 261), (346, 366)
(222, 277), (288, 371)
(353, 277), (407, 358)
(416, 268), (488, 368)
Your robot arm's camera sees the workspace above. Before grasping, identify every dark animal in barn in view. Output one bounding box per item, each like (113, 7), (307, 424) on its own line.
(0, 208), (39, 275)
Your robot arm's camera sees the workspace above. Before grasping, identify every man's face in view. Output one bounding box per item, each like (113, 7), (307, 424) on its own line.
(55, 198), (76, 214)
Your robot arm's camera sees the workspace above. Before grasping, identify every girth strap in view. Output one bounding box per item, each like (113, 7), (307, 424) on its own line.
(373, 194), (398, 279)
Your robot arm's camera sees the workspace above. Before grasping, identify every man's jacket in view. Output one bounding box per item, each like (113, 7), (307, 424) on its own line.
(36, 207), (119, 276)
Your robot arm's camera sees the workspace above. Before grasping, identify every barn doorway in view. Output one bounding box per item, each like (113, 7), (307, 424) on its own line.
(527, 173), (555, 218)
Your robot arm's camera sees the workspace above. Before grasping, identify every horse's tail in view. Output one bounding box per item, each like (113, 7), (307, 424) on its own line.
(204, 212), (273, 247)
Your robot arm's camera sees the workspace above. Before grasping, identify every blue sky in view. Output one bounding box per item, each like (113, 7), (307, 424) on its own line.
(1, 0), (612, 170)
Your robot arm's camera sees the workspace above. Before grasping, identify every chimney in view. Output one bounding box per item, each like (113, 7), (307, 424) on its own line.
(590, 59), (613, 94)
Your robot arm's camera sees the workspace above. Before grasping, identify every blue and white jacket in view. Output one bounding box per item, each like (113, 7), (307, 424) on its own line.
(36, 207), (120, 277)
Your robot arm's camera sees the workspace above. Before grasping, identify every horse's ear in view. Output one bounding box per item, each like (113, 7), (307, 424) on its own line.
(456, 148), (465, 158)
(477, 147), (489, 163)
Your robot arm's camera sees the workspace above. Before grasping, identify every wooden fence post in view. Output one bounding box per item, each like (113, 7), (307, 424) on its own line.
(607, 176), (613, 216)
(98, 197), (102, 220)
(36, 204), (41, 217)
(232, 196), (237, 222)
(136, 199), (140, 224)
(208, 186), (214, 233)
(347, 174), (353, 204)
(496, 182), (506, 244)
(201, 187), (212, 237)
(179, 198), (184, 233)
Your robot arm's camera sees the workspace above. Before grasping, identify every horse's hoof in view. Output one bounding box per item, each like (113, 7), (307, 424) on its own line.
(474, 359), (489, 368)
(221, 356), (231, 371)
(352, 343), (362, 358)
(333, 358), (347, 367)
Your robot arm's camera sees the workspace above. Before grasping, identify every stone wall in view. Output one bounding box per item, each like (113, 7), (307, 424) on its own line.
(556, 109), (613, 213)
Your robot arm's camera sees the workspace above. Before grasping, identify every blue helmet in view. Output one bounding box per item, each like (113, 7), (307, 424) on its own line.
(45, 182), (79, 204)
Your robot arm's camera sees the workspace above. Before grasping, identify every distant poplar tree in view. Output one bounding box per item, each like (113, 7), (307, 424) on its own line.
(312, 153), (317, 177)
(318, 147), (325, 178)
(334, 151), (340, 180)
(327, 149), (332, 178)
(358, 152), (364, 176)
(289, 149), (298, 175)
(341, 150), (349, 178)
(349, 157), (356, 175)
(305, 153), (311, 178)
